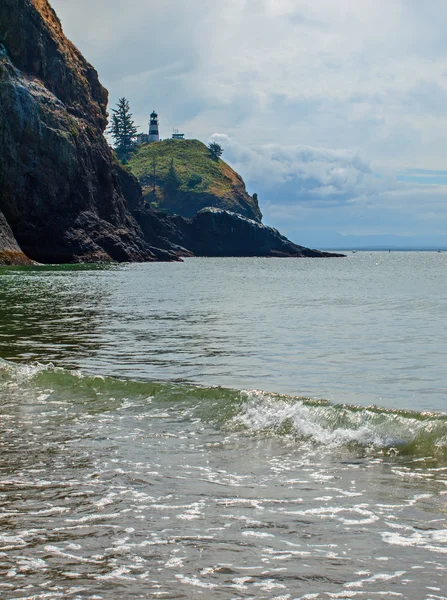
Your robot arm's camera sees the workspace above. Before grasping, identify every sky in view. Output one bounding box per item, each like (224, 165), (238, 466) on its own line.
(50, 0), (447, 248)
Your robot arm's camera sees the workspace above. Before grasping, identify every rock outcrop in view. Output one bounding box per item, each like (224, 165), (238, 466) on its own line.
(0, 210), (34, 264)
(127, 140), (343, 258)
(0, 0), (180, 263)
(134, 208), (344, 258)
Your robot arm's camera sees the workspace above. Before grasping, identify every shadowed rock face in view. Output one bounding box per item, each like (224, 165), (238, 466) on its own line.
(134, 208), (345, 258)
(0, 0), (181, 263)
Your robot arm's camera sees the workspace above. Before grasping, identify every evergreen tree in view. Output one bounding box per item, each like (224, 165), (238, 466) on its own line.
(151, 156), (157, 195)
(208, 142), (223, 160)
(164, 159), (180, 199)
(108, 97), (138, 161)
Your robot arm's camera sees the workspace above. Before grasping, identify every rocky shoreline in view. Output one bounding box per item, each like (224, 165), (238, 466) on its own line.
(0, 0), (343, 265)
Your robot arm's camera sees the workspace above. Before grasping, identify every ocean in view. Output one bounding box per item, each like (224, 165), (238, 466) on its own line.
(0, 253), (446, 599)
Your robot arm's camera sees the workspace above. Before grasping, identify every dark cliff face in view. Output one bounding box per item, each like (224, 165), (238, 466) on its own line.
(0, 0), (108, 129)
(134, 208), (344, 258)
(0, 0), (180, 263)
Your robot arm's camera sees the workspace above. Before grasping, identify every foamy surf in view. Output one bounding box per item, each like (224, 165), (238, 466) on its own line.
(230, 389), (447, 458)
(1, 358), (446, 460)
(1, 357), (446, 599)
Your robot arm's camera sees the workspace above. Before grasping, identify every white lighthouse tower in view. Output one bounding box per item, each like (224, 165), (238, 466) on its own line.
(148, 110), (160, 143)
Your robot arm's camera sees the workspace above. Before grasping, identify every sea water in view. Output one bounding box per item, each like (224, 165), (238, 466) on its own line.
(0, 253), (446, 599)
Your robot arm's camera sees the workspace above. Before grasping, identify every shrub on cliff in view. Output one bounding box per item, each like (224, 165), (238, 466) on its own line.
(188, 174), (203, 188)
(208, 142), (224, 160)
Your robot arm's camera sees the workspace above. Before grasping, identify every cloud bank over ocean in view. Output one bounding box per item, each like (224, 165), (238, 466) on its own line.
(51, 0), (447, 247)
(210, 134), (447, 248)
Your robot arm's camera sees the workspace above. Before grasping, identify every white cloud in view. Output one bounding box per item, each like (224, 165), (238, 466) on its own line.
(210, 133), (391, 202)
(209, 134), (447, 247)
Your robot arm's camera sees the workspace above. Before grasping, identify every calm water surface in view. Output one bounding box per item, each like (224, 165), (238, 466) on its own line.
(0, 253), (446, 599)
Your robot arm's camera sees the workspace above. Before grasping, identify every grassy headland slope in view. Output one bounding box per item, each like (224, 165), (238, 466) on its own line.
(127, 139), (263, 222)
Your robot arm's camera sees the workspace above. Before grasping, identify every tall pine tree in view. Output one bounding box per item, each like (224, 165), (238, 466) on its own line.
(164, 158), (180, 201)
(108, 97), (138, 161)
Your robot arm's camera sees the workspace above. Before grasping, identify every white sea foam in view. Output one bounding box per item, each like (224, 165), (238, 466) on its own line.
(231, 389), (447, 450)
(381, 529), (447, 554)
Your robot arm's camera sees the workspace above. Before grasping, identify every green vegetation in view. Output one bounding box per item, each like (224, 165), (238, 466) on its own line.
(67, 116), (79, 139)
(126, 138), (262, 221)
(128, 139), (238, 197)
(108, 97), (138, 162)
(164, 158), (181, 200)
(187, 174), (203, 188)
(208, 141), (224, 160)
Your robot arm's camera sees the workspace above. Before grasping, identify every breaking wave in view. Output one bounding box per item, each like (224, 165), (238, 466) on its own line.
(1, 358), (446, 460)
(229, 390), (447, 459)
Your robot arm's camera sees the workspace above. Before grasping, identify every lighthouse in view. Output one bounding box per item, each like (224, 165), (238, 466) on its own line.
(148, 110), (160, 143)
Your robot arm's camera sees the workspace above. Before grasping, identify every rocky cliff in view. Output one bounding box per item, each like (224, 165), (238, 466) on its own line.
(0, 0), (180, 263)
(134, 207), (344, 258)
(128, 139), (263, 222)
(0, 0), (342, 264)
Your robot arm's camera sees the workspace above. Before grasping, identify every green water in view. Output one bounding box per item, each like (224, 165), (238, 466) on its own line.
(0, 254), (446, 598)
(1, 253), (447, 410)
